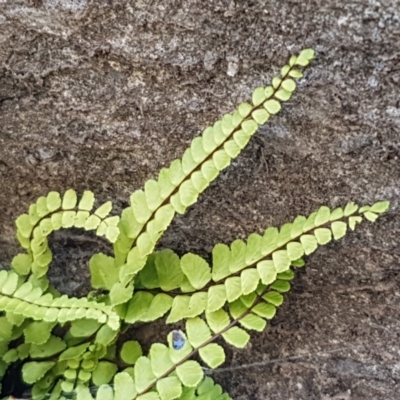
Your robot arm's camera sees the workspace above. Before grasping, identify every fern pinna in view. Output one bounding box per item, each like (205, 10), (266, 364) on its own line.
(0, 49), (389, 400)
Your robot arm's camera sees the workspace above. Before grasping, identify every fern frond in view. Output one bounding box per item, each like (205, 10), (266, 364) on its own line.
(128, 201), (389, 324)
(118, 263), (301, 398)
(114, 49), (316, 285)
(24, 335), (119, 397)
(119, 273), (291, 399)
(0, 270), (120, 329)
(14, 189), (119, 278)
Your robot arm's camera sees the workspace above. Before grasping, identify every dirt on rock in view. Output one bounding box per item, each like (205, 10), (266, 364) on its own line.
(1, 1), (400, 399)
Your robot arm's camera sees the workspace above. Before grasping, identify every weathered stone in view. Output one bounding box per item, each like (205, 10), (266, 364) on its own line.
(0, 1), (399, 398)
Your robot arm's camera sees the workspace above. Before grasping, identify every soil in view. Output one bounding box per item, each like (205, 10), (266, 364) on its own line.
(1, 1), (400, 399)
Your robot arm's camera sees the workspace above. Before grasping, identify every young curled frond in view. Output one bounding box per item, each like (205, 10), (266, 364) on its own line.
(14, 189), (119, 278)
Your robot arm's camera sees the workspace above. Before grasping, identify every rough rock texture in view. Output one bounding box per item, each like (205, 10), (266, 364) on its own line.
(1, 0), (400, 399)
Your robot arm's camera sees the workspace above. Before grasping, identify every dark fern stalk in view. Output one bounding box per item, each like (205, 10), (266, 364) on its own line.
(0, 48), (390, 400)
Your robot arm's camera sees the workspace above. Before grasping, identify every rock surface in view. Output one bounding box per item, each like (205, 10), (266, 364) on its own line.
(1, 0), (400, 399)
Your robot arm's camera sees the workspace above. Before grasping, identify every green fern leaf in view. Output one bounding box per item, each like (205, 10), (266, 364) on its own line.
(314, 206), (331, 225)
(252, 86), (268, 106)
(240, 269), (259, 295)
(262, 291), (283, 307)
(252, 303), (277, 319)
(186, 318), (212, 348)
(281, 78), (296, 92)
(270, 280), (291, 293)
(77, 190), (95, 211)
(331, 221), (347, 240)
(349, 216), (362, 230)
(277, 270), (295, 280)
(206, 285), (227, 313)
(85, 214), (101, 230)
(1, 271), (18, 295)
(344, 202), (358, 216)
(28, 204), (40, 225)
(176, 360), (203, 388)
(24, 321), (55, 344)
(295, 48), (315, 66)
(330, 207), (344, 221)
(0, 317), (12, 341)
(286, 242), (304, 261)
(110, 283), (133, 307)
(114, 372), (137, 400)
(288, 69), (303, 78)
(272, 250), (291, 273)
(11, 253), (32, 276)
(50, 213), (63, 230)
(120, 341), (142, 365)
(264, 99), (281, 114)
(59, 343), (89, 361)
(89, 253), (118, 291)
(111, 49), (314, 287)
(251, 108), (271, 125)
(300, 234), (318, 255)
(225, 277), (242, 302)
(369, 200), (390, 214)
(98, 385), (116, 400)
(36, 196), (49, 217)
(46, 191), (62, 212)
(166, 295), (190, 324)
(22, 361), (55, 384)
(363, 211), (379, 222)
(125, 292), (155, 323)
(70, 319), (102, 338)
(157, 376), (182, 400)
(238, 313), (266, 332)
(134, 356), (157, 393)
(228, 299), (247, 319)
(256, 260), (277, 285)
(198, 343), (225, 369)
(272, 77), (282, 88)
(186, 292), (208, 318)
(212, 244), (231, 280)
(240, 292), (257, 308)
(141, 293), (173, 322)
(221, 327), (249, 348)
(181, 253), (211, 290)
(92, 361), (118, 386)
(274, 88), (292, 101)
(314, 228), (332, 245)
(16, 214), (32, 239)
(29, 335), (66, 358)
(94, 201), (113, 219)
(245, 233), (263, 264)
(149, 343), (174, 378)
(155, 249), (183, 291)
(197, 377), (232, 399)
(62, 189), (78, 210)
